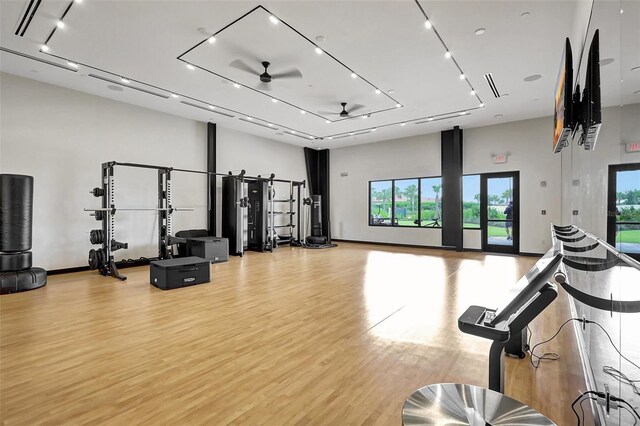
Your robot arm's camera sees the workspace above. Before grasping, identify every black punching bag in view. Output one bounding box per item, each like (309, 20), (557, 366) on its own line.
(0, 174), (34, 252)
(311, 195), (322, 237)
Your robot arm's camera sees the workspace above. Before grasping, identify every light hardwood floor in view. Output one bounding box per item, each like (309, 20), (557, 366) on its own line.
(1, 243), (587, 425)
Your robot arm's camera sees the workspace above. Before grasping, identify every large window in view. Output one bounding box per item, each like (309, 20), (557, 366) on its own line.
(420, 177), (443, 227)
(394, 179), (419, 226)
(369, 180), (393, 225)
(369, 177), (442, 227)
(463, 175), (480, 228)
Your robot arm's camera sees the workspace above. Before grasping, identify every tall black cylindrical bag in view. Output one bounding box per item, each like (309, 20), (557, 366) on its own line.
(0, 174), (33, 252)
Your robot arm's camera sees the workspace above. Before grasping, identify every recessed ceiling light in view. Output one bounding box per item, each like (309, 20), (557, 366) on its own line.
(400, 122), (406, 126)
(268, 123), (273, 127)
(387, 89), (395, 94)
(350, 132), (355, 136)
(502, 93), (510, 97)
(479, 103), (485, 107)
(56, 20), (65, 29)
(171, 93), (179, 98)
(300, 110), (306, 114)
(460, 111), (467, 115)
(474, 28), (485, 35)
(459, 74), (466, 80)
(326, 120), (331, 124)
(246, 117), (252, 120)
(120, 77), (130, 83)
(524, 74), (542, 82)
(41, 45), (50, 52)
(427, 117), (434, 121)
(445, 51), (452, 59)
(375, 89), (381, 95)
(271, 98), (278, 103)
(67, 61), (78, 68)
(521, 11), (530, 17)
(372, 128), (377, 131)
(208, 105), (215, 109)
(269, 15), (279, 24)
(208, 36), (216, 44)
(600, 58), (614, 66)
(291, 130), (296, 134)
(632, 66), (640, 72)
(233, 83), (241, 88)
(315, 47), (323, 55)
(620, 8), (624, 14)
(315, 35), (325, 42)
(74, 0), (82, 3)
(470, 90), (476, 95)
(494, 113), (503, 117)
(424, 20), (432, 29)
(186, 63), (195, 70)
(308, 136), (314, 139)
(351, 72), (358, 79)
(328, 136), (333, 140)
(533, 98), (539, 102)
(396, 103), (402, 108)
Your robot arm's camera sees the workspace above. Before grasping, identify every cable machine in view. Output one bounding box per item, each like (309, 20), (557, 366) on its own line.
(222, 173), (305, 256)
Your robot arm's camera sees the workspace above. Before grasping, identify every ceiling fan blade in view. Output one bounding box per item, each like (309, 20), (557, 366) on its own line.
(271, 68), (303, 79)
(256, 82), (271, 91)
(229, 59), (260, 75)
(347, 104), (365, 113)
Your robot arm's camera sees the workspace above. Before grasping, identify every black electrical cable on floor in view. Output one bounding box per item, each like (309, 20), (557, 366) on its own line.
(572, 391), (602, 425)
(528, 318), (581, 368)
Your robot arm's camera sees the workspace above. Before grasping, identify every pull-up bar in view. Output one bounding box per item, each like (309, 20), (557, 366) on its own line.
(108, 161), (305, 185)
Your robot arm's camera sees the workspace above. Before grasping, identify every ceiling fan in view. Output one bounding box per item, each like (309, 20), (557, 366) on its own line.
(229, 60), (302, 91)
(319, 102), (365, 118)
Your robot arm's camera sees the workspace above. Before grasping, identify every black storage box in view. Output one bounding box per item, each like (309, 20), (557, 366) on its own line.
(187, 237), (229, 263)
(150, 257), (210, 290)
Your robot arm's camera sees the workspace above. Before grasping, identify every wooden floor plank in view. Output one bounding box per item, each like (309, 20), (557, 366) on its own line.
(1, 243), (586, 425)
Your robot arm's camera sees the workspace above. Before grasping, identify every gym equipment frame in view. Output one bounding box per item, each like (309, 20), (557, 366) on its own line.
(85, 161), (304, 280)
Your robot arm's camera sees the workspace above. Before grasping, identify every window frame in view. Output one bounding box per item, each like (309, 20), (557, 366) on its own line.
(368, 175), (443, 228)
(462, 173), (482, 230)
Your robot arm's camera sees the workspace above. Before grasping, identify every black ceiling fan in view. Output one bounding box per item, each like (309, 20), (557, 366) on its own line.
(229, 60), (302, 91)
(318, 102), (365, 118)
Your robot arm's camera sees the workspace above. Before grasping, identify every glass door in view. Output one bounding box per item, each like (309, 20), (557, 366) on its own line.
(607, 163), (640, 261)
(481, 172), (519, 254)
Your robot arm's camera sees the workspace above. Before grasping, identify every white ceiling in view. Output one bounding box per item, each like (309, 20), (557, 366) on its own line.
(1, 0), (638, 149)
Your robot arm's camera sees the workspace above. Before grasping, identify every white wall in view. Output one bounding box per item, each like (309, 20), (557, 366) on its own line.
(464, 116), (563, 253)
(215, 126), (308, 236)
(331, 132), (442, 246)
(0, 73), (307, 270)
(561, 104), (640, 237)
(330, 115), (564, 254)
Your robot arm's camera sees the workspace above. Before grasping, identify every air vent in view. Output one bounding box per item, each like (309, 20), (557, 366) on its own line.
(88, 74), (169, 98)
(15, 0), (41, 36)
(0, 47), (78, 72)
(484, 73), (501, 98)
(181, 101), (235, 117)
(239, 118), (277, 130)
(285, 131), (311, 140)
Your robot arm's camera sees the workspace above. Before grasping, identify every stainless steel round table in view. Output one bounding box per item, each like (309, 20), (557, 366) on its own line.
(402, 383), (555, 425)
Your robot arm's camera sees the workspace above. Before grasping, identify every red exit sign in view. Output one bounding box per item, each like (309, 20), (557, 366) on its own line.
(627, 142), (640, 153)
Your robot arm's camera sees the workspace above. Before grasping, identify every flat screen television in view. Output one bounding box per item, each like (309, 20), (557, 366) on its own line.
(579, 29), (602, 150)
(552, 38), (573, 154)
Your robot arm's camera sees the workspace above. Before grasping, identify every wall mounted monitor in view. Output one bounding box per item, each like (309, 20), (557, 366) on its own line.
(553, 38), (573, 154)
(580, 29), (602, 151)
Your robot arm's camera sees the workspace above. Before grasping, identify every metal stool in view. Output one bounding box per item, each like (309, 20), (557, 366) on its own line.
(402, 383), (555, 425)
